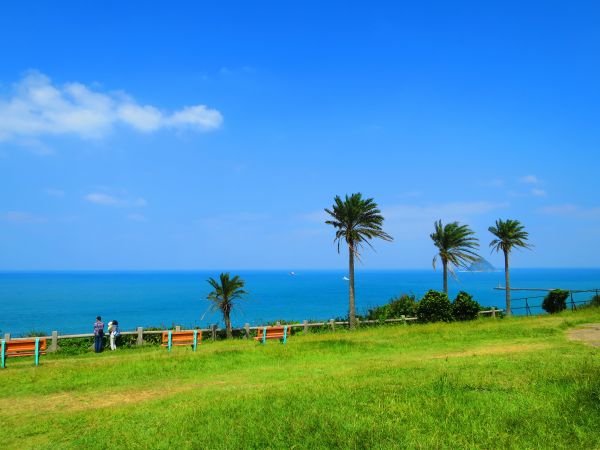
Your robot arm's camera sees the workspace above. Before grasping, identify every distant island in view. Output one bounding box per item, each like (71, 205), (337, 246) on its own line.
(466, 257), (496, 272)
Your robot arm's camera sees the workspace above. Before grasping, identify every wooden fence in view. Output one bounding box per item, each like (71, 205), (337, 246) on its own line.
(2, 309), (502, 353)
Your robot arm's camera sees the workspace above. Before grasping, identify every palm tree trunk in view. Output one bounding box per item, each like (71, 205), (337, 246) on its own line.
(225, 313), (232, 339)
(442, 259), (448, 294)
(348, 243), (356, 330)
(504, 250), (511, 315)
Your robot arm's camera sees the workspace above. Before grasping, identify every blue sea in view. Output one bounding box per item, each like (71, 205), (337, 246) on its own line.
(0, 269), (599, 336)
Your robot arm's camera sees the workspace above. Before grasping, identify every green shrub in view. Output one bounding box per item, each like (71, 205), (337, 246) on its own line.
(23, 330), (49, 337)
(542, 289), (569, 314)
(57, 337), (95, 355)
(416, 290), (453, 323)
(452, 291), (481, 321)
(366, 294), (417, 321)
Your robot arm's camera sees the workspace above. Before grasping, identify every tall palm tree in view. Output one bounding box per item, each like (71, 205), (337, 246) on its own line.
(325, 193), (393, 329)
(489, 219), (532, 315)
(430, 220), (480, 294)
(207, 273), (247, 338)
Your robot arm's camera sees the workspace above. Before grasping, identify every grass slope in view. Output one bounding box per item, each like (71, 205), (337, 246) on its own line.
(1, 309), (599, 449)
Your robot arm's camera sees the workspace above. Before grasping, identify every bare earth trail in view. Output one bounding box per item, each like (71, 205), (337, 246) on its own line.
(567, 323), (600, 347)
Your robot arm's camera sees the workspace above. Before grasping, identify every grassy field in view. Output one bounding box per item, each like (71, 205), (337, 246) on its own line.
(1, 309), (599, 449)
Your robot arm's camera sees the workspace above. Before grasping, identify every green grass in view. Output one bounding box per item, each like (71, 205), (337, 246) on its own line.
(1, 309), (599, 449)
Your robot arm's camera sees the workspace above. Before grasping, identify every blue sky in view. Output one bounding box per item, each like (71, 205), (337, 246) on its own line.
(0, 1), (599, 270)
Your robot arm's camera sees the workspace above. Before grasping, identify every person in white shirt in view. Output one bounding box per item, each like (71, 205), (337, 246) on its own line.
(108, 320), (120, 350)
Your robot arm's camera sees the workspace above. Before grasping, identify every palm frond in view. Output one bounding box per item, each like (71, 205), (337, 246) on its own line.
(488, 219), (533, 255)
(430, 219), (480, 272)
(324, 192), (393, 259)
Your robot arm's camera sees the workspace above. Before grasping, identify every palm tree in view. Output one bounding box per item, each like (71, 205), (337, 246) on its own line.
(325, 193), (393, 329)
(430, 220), (480, 294)
(489, 219), (532, 315)
(207, 273), (247, 338)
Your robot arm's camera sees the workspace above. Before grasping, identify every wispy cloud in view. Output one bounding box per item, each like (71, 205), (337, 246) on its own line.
(383, 201), (508, 221)
(0, 71), (223, 142)
(197, 212), (269, 230)
(85, 192), (147, 207)
(304, 201), (507, 226)
(485, 179), (504, 188)
(531, 188), (547, 197)
(538, 204), (600, 218)
(44, 188), (65, 197)
(519, 175), (540, 184)
(3, 211), (47, 223)
(127, 213), (147, 222)
(219, 66), (256, 76)
(85, 193), (122, 206)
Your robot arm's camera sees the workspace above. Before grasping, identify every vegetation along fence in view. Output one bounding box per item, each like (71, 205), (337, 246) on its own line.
(493, 288), (599, 316)
(2, 309), (502, 353)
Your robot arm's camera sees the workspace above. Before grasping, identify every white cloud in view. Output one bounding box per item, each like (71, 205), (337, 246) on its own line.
(117, 103), (163, 132)
(166, 105), (224, 130)
(3, 211), (46, 223)
(0, 71), (223, 142)
(519, 175), (540, 184)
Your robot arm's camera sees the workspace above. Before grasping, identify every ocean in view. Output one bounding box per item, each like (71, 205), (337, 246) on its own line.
(0, 269), (598, 336)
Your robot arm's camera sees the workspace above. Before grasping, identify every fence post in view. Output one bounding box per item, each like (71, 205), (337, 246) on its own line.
(211, 324), (217, 341)
(329, 319), (335, 331)
(356, 317), (360, 328)
(401, 314), (406, 325)
(303, 320), (308, 334)
(136, 327), (144, 346)
(244, 323), (250, 339)
(50, 331), (58, 352)
(175, 325), (181, 332)
(276, 321), (281, 326)
(3, 333), (10, 342)
(570, 292), (577, 311)
(491, 307), (496, 318)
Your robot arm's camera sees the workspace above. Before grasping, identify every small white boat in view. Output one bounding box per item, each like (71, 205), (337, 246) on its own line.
(342, 276), (350, 281)
(289, 271), (296, 276)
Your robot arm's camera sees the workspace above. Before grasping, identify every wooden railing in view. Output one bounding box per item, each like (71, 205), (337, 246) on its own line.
(2, 309), (502, 353)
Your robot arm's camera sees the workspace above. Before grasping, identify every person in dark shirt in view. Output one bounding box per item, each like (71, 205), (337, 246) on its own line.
(93, 316), (104, 353)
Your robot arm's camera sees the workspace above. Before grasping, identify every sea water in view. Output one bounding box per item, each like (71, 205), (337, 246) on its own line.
(0, 269), (598, 335)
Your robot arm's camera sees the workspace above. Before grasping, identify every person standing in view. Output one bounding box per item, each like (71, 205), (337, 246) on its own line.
(109, 320), (119, 351)
(93, 316), (104, 353)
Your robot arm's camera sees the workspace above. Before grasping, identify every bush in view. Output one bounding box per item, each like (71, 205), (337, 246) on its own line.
(416, 290), (453, 323)
(452, 291), (481, 321)
(542, 289), (569, 314)
(587, 294), (600, 308)
(366, 294), (417, 321)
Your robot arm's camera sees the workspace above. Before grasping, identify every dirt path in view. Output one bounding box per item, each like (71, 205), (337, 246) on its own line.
(567, 323), (600, 347)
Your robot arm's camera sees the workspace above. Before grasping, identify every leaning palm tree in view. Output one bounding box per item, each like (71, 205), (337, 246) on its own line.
(430, 220), (480, 294)
(489, 219), (532, 315)
(207, 273), (247, 338)
(325, 193), (393, 329)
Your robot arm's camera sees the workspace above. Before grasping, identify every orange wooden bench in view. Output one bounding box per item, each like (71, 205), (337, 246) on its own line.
(254, 326), (290, 344)
(1, 338), (47, 368)
(161, 330), (201, 351)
